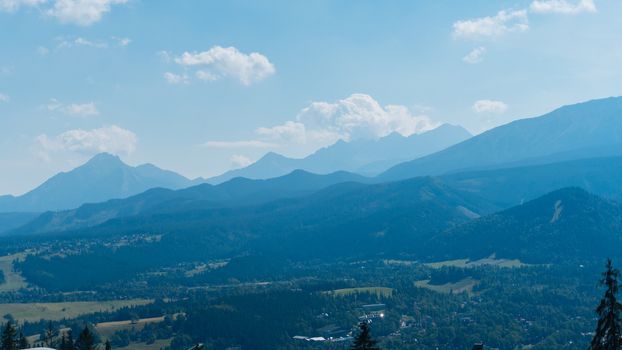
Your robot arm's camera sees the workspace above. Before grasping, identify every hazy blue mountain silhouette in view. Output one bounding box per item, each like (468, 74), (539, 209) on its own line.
(425, 188), (622, 263)
(381, 96), (622, 180)
(7, 169), (369, 235)
(208, 124), (471, 183)
(0, 153), (197, 212)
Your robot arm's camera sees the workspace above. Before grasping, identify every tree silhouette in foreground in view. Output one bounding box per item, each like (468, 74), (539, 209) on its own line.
(1, 322), (17, 350)
(75, 326), (95, 350)
(590, 259), (622, 350)
(350, 322), (381, 350)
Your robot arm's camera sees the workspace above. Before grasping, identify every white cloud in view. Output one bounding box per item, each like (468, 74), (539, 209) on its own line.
(256, 121), (307, 144)
(157, 51), (172, 63)
(0, 0), (46, 12)
(530, 0), (596, 14)
(472, 99), (508, 113)
(173, 46), (275, 85)
(163, 72), (189, 85)
(453, 10), (529, 40)
(1, 0), (127, 25)
(296, 93), (438, 141)
(202, 140), (277, 149)
(51, 36), (130, 51)
(56, 36), (108, 49)
(46, 99), (99, 116)
(37, 125), (137, 160)
(203, 94), (439, 153)
(114, 36), (131, 46)
(0, 93), (9, 103)
(230, 155), (253, 169)
(463, 47), (487, 64)
(46, 0), (128, 26)
(195, 70), (218, 81)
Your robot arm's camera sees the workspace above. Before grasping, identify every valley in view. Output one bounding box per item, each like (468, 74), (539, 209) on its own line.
(2, 88), (622, 350)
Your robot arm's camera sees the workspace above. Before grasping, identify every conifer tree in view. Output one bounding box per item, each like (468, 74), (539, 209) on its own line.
(105, 339), (111, 350)
(590, 259), (622, 350)
(16, 331), (29, 350)
(350, 322), (381, 350)
(75, 326), (95, 350)
(44, 321), (58, 349)
(0, 322), (17, 350)
(60, 329), (76, 350)
(59, 332), (68, 350)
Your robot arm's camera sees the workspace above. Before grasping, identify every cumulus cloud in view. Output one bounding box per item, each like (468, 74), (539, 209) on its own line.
(204, 94), (439, 153)
(36, 125), (137, 161)
(256, 121), (308, 144)
(472, 99), (508, 113)
(1, 0), (127, 25)
(463, 47), (487, 64)
(0, 93), (9, 103)
(163, 72), (189, 85)
(230, 155), (253, 169)
(46, 99), (99, 117)
(453, 10), (529, 40)
(0, 0), (45, 12)
(530, 0), (596, 14)
(295, 94), (438, 141)
(46, 0), (128, 26)
(171, 46), (275, 86)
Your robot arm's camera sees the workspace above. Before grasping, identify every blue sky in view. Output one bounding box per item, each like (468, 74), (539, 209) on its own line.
(1, 0), (621, 194)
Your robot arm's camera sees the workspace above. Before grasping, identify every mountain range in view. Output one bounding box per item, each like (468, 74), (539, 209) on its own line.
(0, 153), (200, 214)
(424, 187), (622, 263)
(7, 169), (369, 236)
(381, 96), (622, 180)
(207, 123), (471, 183)
(4, 96), (622, 245)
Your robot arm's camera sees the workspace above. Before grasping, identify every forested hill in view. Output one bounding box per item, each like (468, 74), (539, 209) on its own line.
(424, 187), (622, 263)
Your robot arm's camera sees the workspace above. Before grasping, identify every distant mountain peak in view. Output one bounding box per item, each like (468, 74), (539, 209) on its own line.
(381, 96), (622, 181)
(0, 154), (195, 213)
(84, 153), (124, 167)
(260, 151), (288, 161)
(207, 123), (472, 184)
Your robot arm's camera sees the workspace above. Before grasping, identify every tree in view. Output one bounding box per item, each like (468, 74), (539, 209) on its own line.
(16, 331), (29, 350)
(105, 339), (111, 350)
(0, 322), (17, 350)
(75, 326), (95, 350)
(590, 259), (622, 350)
(44, 321), (59, 348)
(350, 322), (381, 350)
(60, 329), (76, 350)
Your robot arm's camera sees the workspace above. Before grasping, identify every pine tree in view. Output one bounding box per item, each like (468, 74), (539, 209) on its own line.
(0, 322), (17, 350)
(105, 339), (111, 350)
(61, 329), (76, 350)
(16, 331), (29, 350)
(44, 321), (58, 348)
(75, 326), (95, 350)
(350, 322), (381, 350)
(590, 259), (622, 350)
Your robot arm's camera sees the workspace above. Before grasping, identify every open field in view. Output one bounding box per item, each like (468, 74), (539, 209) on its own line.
(118, 339), (172, 350)
(96, 316), (166, 338)
(327, 287), (393, 298)
(0, 299), (153, 322)
(0, 253), (28, 292)
(425, 257), (525, 269)
(415, 277), (479, 295)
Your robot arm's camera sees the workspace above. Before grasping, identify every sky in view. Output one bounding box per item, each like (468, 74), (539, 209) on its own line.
(1, 0), (621, 195)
